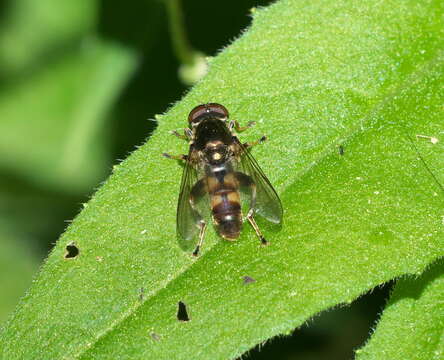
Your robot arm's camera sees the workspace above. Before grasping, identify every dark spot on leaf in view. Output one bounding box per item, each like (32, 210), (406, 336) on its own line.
(64, 242), (79, 259)
(338, 145), (344, 155)
(177, 301), (190, 321)
(150, 332), (161, 341)
(243, 276), (256, 284)
(139, 287), (145, 301)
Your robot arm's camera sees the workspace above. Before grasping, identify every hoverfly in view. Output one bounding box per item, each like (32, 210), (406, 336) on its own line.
(163, 103), (282, 256)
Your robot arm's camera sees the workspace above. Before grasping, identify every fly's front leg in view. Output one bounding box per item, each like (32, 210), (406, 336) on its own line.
(228, 119), (256, 133)
(190, 179), (207, 256)
(234, 172), (268, 245)
(162, 153), (188, 162)
(163, 129), (192, 160)
(170, 128), (193, 141)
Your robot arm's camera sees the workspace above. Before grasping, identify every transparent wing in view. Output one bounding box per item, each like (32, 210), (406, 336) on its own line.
(235, 138), (283, 224)
(176, 153), (201, 251)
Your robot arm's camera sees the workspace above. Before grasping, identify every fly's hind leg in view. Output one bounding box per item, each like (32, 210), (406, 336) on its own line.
(246, 210), (267, 245)
(234, 172), (268, 245)
(192, 221), (206, 257)
(190, 179), (208, 256)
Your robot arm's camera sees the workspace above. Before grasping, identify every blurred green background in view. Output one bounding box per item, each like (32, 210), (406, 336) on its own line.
(0, 1), (390, 358)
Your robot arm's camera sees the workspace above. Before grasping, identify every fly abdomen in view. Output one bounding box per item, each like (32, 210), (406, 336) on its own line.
(211, 190), (242, 240)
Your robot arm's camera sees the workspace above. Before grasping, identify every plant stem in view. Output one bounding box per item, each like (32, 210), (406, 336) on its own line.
(164, 0), (194, 65)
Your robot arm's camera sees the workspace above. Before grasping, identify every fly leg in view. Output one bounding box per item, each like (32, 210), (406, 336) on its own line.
(243, 135), (267, 149)
(190, 179), (207, 256)
(162, 153), (188, 162)
(234, 172), (268, 245)
(246, 184), (268, 245)
(192, 221), (206, 257)
(247, 211), (267, 245)
(170, 128), (193, 141)
(163, 129), (192, 159)
(229, 120), (256, 133)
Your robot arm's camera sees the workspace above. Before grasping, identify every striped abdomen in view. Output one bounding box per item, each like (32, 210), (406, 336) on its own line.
(208, 173), (243, 240)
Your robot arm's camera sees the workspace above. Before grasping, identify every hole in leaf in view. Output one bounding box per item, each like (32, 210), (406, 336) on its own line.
(243, 275), (256, 284)
(64, 242), (79, 259)
(338, 145), (344, 155)
(177, 301), (190, 322)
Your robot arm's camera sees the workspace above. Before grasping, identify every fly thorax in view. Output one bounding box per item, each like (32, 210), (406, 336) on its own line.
(204, 141), (228, 165)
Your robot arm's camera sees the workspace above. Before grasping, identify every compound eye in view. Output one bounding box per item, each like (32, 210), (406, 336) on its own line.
(206, 103), (229, 118)
(188, 103), (229, 123)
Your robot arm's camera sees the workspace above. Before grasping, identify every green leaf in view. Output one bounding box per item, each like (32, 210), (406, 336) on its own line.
(0, 225), (39, 324)
(1, 0), (443, 359)
(0, 39), (137, 192)
(356, 259), (444, 360)
(0, 0), (97, 76)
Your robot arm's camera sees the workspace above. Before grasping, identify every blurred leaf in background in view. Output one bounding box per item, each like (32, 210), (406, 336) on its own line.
(0, 223), (39, 323)
(0, 0), (137, 325)
(0, 40), (137, 192)
(0, 0), (97, 77)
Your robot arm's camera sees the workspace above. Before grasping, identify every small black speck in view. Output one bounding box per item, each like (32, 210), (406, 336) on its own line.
(243, 276), (256, 284)
(177, 301), (190, 321)
(139, 287), (145, 301)
(338, 145), (344, 156)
